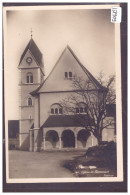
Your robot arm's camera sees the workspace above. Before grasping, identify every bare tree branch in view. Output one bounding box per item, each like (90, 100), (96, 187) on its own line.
(60, 73), (116, 144)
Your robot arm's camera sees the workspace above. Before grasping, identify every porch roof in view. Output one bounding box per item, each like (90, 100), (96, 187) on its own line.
(41, 114), (93, 128)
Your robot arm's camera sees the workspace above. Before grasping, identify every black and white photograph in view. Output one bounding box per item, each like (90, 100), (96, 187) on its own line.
(3, 3), (126, 190)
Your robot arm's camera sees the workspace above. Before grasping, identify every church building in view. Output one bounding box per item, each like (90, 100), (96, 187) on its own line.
(18, 38), (116, 152)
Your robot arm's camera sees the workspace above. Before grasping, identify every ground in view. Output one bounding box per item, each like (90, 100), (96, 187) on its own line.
(9, 150), (85, 178)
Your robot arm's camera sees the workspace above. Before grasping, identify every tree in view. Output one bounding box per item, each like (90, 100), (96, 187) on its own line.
(60, 73), (116, 145)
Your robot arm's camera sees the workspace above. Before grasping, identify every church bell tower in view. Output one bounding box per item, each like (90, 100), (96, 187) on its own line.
(18, 37), (44, 150)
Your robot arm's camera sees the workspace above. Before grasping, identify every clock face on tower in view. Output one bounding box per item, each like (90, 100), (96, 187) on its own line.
(26, 57), (32, 64)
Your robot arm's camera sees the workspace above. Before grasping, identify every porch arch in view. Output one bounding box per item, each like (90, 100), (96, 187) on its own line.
(45, 130), (59, 149)
(77, 129), (91, 148)
(62, 130), (75, 148)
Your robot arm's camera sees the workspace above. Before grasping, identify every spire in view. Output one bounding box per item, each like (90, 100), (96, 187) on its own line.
(19, 38), (43, 68)
(30, 28), (33, 39)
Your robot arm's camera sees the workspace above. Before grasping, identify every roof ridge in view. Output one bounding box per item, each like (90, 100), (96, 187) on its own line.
(30, 79), (45, 96)
(31, 46), (68, 95)
(80, 63), (101, 89)
(30, 46), (106, 95)
(64, 46), (106, 90)
(30, 38), (42, 56)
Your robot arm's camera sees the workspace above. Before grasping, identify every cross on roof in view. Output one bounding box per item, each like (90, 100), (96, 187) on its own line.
(30, 28), (33, 39)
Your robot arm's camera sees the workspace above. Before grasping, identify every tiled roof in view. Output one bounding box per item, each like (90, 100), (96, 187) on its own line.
(42, 114), (94, 128)
(19, 39), (43, 66)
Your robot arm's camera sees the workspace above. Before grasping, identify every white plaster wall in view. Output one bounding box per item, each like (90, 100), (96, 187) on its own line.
(19, 50), (39, 68)
(19, 133), (29, 150)
(20, 106), (34, 119)
(39, 92), (74, 127)
(39, 48), (95, 92)
(39, 92), (99, 127)
(102, 128), (115, 142)
(20, 68), (40, 85)
(20, 120), (34, 133)
(102, 117), (115, 142)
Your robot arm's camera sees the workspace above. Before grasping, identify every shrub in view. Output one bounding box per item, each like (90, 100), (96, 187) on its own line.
(86, 141), (116, 158)
(64, 160), (77, 172)
(64, 141), (117, 175)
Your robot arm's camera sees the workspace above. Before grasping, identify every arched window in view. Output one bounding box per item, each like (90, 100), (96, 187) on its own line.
(51, 108), (54, 114)
(76, 108), (79, 113)
(59, 108), (63, 114)
(55, 108), (58, 114)
(65, 72), (68, 78)
(69, 72), (72, 78)
(27, 72), (33, 83)
(29, 115), (32, 120)
(50, 103), (63, 115)
(76, 103), (87, 114)
(80, 107), (83, 113)
(28, 97), (32, 106)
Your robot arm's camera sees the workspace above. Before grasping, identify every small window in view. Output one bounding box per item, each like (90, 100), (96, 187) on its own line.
(50, 103), (63, 115)
(29, 115), (32, 120)
(55, 108), (58, 114)
(65, 72), (68, 78)
(65, 72), (73, 79)
(27, 73), (33, 83)
(51, 108), (54, 114)
(30, 75), (33, 83)
(80, 107), (83, 113)
(59, 108), (62, 114)
(76, 103), (87, 114)
(69, 72), (72, 78)
(27, 75), (29, 83)
(28, 98), (32, 106)
(76, 108), (79, 113)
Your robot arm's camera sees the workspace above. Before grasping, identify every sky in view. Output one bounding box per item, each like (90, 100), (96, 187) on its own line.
(4, 6), (115, 119)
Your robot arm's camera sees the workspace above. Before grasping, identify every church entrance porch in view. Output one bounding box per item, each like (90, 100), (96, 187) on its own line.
(62, 130), (75, 148)
(39, 127), (98, 151)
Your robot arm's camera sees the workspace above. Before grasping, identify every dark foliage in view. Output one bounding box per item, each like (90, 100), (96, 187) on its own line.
(86, 141), (116, 157)
(64, 141), (117, 175)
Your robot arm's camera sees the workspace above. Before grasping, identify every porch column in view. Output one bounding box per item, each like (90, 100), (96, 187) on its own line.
(33, 95), (40, 152)
(59, 136), (62, 150)
(34, 128), (40, 152)
(91, 132), (94, 147)
(75, 134), (77, 149)
(43, 136), (46, 150)
(29, 129), (33, 152)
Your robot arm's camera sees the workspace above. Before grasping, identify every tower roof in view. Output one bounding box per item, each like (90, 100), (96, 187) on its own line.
(19, 38), (43, 66)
